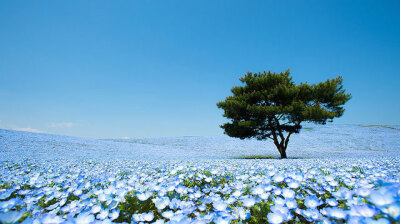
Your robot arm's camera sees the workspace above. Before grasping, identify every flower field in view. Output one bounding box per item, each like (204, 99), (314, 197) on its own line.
(0, 125), (400, 223)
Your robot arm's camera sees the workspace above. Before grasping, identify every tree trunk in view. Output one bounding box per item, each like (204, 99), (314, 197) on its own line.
(279, 149), (287, 159)
(271, 129), (289, 159)
(273, 141), (288, 159)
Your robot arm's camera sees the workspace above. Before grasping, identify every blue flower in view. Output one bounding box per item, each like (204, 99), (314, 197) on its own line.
(368, 189), (395, 207)
(162, 210), (174, 219)
(242, 198), (256, 207)
(282, 188), (295, 199)
(349, 204), (377, 218)
(333, 187), (353, 200)
(251, 185), (264, 195)
(0, 211), (26, 224)
(267, 211), (284, 224)
(304, 195), (321, 209)
(302, 209), (320, 222)
(382, 202), (400, 221)
(75, 213), (95, 224)
(326, 198), (338, 206)
(285, 198), (298, 209)
(323, 207), (347, 220)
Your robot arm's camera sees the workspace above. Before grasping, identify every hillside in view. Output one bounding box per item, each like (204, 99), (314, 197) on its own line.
(1, 124), (399, 161)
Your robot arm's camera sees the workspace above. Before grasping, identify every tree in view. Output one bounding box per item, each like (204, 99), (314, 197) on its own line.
(217, 69), (351, 158)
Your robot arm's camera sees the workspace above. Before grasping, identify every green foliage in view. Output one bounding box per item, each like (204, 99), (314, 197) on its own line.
(217, 69), (351, 158)
(351, 166), (365, 175)
(37, 197), (58, 209)
(115, 194), (162, 223)
(234, 155), (279, 159)
(245, 200), (273, 224)
(66, 193), (80, 204)
(360, 124), (398, 130)
(181, 173), (232, 189)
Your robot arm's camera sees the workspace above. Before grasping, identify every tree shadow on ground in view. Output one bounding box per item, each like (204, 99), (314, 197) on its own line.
(232, 155), (309, 159)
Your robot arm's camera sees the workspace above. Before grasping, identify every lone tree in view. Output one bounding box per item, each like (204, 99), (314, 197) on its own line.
(217, 69), (351, 158)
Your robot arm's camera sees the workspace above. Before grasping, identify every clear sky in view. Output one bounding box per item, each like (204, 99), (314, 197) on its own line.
(0, 0), (399, 138)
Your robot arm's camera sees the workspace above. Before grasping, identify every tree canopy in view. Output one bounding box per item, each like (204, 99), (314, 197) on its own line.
(217, 69), (351, 158)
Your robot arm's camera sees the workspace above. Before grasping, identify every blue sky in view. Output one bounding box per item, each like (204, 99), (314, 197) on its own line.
(1, 0), (399, 138)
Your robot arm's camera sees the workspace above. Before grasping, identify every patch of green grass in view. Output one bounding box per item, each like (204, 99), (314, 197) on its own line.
(38, 197), (58, 209)
(66, 193), (80, 204)
(352, 166), (365, 175)
(303, 127), (313, 130)
(244, 200), (272, 224)
(114, 194), (162, 223)
(359, 125), (398, 130)
(233, 155), (307, 159)
(181, 173), (233, 188)
(319, 168), (331, 176)
(233, 155), (280, 159)
(360, 124), (390, 127)
(118, 171), (130, 177)
(0, 183), (13, 189)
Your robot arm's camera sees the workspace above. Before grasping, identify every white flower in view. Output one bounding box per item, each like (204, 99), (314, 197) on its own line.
(98, 193), (108, 201)
(242, 198), (256, 207)
(273, 174), (284, 183)
(282, 189), (295, 199)
(226, 197), (236, 204)
(213, 201), (228, 211)
(274, 197), (286, 206)
(232, 207), (250, 220)
(153, 197), (170, 210)
(273, 188), (282, 195)
(75, 213), (95, 224)
(169, 198), (181, 210)
(251, 185), (264, 195)
(162, 210), (174, 219)
(109, 210), (119, 220)
(96, 210), (109, 220)
(350, 205), (377, 218)
(194, 191), (202, 198)
(198, 204), (207, 211)
(382, 202), (400, 220)
(333, 187), (353, 200)
(304, 195), (321, 209)
(324, 207), (347, 219)
(355, 187), (372, 197)
(324, 198), (337, 207)
(288, 181), (300, 189)
(132, 214), (143, 222)
(214, 216), (231, 224)
(73, 189), (83, 196)
(285, 199), (297, 209)
(369, 190), (395, 206)
(137, 192), (152, 201)
(232, 190), (242, 197)
(260, 192), (270, 200)
(143, 212), (154, 222)
(91, 204), (102, 214)
(267, 212), (284, 224)
(175, 185), (185, 194)
(302, 209), (320, 221)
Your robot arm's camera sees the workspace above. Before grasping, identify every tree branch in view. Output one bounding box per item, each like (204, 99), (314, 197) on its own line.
(284, 132), (292, 149)
(273, 115), (285, 143)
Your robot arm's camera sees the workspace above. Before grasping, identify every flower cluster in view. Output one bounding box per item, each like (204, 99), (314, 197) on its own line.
(1, 158), (400, 224)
